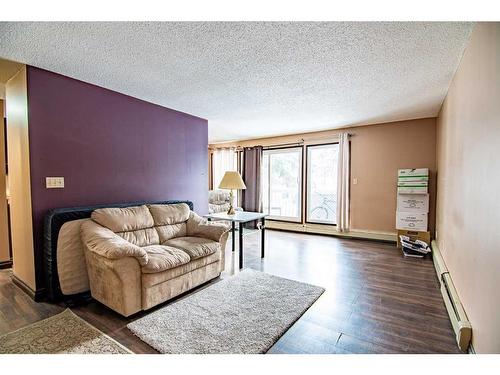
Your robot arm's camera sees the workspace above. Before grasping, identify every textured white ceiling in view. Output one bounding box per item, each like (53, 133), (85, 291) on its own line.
(0, 22), (473, 142)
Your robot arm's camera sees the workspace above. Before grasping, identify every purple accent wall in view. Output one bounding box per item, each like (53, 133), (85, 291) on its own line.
(26, 66), (208, 291)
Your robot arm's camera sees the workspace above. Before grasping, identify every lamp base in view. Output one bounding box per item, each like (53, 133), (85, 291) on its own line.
(227, 205), (236, 215)
(227, 189), (236, 215)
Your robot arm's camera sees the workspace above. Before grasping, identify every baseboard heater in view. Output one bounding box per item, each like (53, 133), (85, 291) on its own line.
(431, 240), (472, 352)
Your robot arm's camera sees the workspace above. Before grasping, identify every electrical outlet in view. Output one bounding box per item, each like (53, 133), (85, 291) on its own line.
(353, 178), (358, 185)
(46, 177), (65, 189)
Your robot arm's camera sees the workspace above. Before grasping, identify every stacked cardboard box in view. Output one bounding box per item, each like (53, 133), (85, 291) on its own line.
(397, 168), (429, 194)
(396, 168), (430, 256)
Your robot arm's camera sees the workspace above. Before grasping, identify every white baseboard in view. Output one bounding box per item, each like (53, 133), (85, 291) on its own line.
(265, 220), (397, 242)
(431, 240), (472, 353)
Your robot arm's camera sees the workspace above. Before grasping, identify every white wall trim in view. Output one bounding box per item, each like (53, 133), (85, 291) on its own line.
(266, 220), (396, 242)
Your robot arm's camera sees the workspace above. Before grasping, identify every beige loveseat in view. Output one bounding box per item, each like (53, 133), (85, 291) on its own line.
(208, 189), (242, 214)
(80, 203), (229, 317)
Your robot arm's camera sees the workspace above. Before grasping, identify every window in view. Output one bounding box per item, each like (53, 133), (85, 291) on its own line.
(262, 147), (302, 222)
(306, 144), (339, 224)
(212, 148), (239, 206)
(259, 142), (342, 225)
(212, 148), (237, 189)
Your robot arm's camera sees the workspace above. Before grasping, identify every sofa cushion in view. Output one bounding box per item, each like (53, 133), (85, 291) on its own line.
(141, 245), (191, 274)
(163, 236), (219, 260)
(142, 250), (221, 288)
(91, 205), (159, 247)
(148, 203), (190, 226)
(148, 203), (190, 243)
(119, 228), (160, 248)
(155, 223), (187, 243)
(92, 205), (154, 232)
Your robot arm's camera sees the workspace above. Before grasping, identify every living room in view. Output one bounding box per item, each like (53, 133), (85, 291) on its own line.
(1, 1), (499, 373)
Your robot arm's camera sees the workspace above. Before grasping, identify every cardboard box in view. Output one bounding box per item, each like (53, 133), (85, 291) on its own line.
(398, 175), (429, 184)
(397, 180), (428, 187)
(397, 194), (429, 213)
(398, 168), (429, 178)
(397, 186), (428, 194)
(397, 229), (431, 248)
(396, 212), (428, 231)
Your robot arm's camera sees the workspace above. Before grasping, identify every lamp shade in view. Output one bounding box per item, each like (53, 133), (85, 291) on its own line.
(218, 171), (247, 190)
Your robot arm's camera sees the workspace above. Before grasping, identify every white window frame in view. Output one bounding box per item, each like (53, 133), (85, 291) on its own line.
(262, 147), (303, 223)
(305, 143), (339, 225)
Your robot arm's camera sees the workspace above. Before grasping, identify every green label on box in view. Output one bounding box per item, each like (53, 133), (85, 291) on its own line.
(398, 175), (429, 179)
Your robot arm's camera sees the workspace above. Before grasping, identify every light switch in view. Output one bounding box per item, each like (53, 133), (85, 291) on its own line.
(353, 178), (358, 185)
(46, 177), (65, 189)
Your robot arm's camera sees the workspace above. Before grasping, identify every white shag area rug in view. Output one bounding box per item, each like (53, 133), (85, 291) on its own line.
(127, 269), (325, 353)
(0, 309), (131, 354)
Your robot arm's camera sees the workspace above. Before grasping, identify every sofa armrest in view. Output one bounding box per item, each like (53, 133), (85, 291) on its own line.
(85, 251), (142, 317)
(194, 222), (230, 242)
(81, 220), (149, 266)
(187, 212), (230, 242)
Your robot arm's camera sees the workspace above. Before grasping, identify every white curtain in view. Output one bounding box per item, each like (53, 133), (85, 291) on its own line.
(336, 133), (350, 232)
(212, 148), (237, 189)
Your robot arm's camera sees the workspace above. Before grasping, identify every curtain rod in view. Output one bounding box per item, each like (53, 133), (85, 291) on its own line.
(262, 133), (352, 149)
(262, 140), (304, 149)
(209, 133), (352, 151)
(208, 146), (242, 151)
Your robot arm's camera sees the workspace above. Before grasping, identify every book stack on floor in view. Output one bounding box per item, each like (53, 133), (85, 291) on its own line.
(396, 168), (431, 258)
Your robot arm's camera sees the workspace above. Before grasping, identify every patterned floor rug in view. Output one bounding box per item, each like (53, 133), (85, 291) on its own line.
(0, 309), (131, 354)
(128, 269), (325, 353)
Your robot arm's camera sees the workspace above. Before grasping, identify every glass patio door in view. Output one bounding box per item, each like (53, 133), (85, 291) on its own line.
(306, 144), (339, 224)
(262, 147), (302, 222)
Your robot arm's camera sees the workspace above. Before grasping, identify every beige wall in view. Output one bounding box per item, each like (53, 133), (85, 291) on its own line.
(210, 117), (437, 236)
(0, 100), (10, 263)
(436, 23), (500, 353)
(6, 66), (36, 290)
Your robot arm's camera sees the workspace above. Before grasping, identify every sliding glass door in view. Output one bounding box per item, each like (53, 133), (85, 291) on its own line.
(306, 144), (339, 224)
(262, 147), (302, 222)
(260, 143), (340, 225)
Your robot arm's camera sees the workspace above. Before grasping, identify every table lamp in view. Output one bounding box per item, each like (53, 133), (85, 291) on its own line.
(218, 171), (246, 215)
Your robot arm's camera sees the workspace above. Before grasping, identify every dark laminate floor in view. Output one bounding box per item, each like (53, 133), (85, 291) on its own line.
(0, 229), (461, 354)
